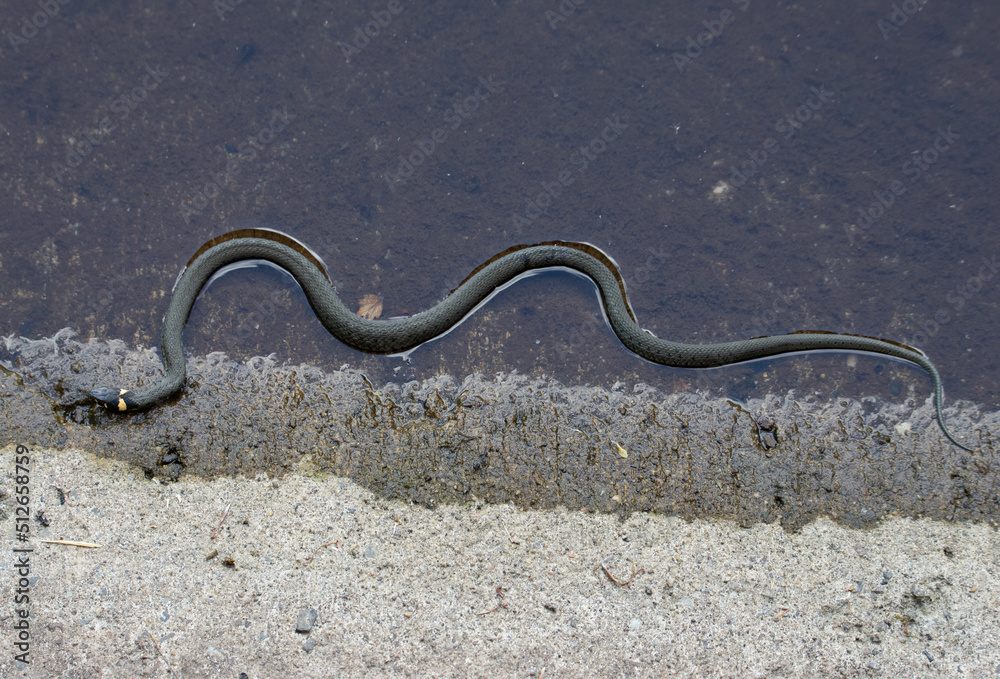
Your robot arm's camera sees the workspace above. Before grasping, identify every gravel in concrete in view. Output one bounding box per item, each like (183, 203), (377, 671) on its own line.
(2, 445), (998, 677)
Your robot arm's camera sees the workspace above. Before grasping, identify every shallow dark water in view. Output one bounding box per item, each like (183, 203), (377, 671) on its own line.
(1, 1), (998, 521)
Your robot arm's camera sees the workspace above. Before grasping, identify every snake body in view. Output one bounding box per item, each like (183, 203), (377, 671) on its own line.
(91, 229), (973, 451)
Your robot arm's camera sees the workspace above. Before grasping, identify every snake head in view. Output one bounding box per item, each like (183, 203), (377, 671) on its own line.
(90, 387), (138, 412)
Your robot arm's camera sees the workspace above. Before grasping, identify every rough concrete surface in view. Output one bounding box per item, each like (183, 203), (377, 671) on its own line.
(2, 444), (998, 678)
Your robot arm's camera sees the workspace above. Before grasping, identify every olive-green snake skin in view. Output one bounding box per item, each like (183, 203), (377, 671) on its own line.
(91, 229), (974, 452)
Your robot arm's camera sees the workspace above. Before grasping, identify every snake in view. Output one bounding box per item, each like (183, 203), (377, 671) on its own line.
(90, 228), (974, 452)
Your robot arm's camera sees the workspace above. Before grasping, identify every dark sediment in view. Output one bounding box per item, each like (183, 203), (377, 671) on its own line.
(2, 329), (995, 530)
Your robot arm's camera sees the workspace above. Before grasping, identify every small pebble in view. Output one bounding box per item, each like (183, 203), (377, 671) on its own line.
(296, 608), (318, 633)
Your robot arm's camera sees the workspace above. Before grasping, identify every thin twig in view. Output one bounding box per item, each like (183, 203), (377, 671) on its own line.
(210, 504), (230, 540)
(475, 586), (509, 615)
(500, 513), (519, 545)
(600, 562), (645, 586)
(40, 539), (101, 548)
(305, 539), (341, 564)
(145, 624), (172, 674)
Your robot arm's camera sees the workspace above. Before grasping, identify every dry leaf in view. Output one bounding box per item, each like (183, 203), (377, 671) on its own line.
(357, 294), (383, 320)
